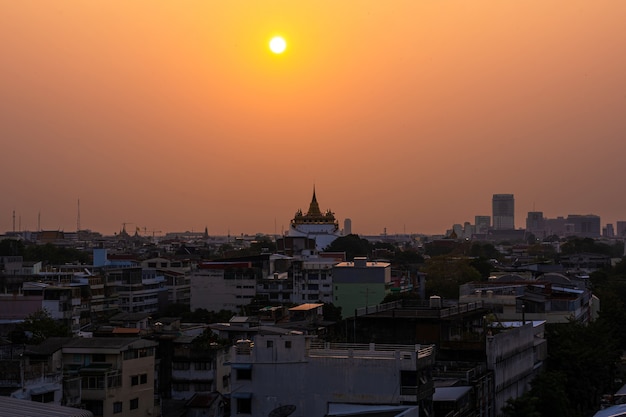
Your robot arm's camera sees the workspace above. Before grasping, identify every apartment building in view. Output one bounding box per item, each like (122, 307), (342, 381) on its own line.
(62, 337), (158, 417)
(190, 262), (258, 313)
(291, 258), (335, 304)
(229, 333), (435, 417)
(332, 257), (391, 317)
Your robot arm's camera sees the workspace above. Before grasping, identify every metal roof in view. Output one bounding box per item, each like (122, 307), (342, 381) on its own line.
(0, 396), (94, 417)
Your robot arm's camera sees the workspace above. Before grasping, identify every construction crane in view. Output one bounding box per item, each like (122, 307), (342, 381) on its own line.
(120, 222), (134, 235)
(142, 227), (162, 239)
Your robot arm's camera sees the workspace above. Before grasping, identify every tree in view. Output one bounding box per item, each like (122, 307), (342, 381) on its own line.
(10, 309), (71, 344)
(420, 255), (482, 299)
(325, 234), (372, 260)
(0, 239), (25, 256)
(546, 320), (620, 414)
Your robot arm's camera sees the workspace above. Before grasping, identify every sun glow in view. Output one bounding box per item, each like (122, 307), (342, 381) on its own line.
(269, 36), (287, 54)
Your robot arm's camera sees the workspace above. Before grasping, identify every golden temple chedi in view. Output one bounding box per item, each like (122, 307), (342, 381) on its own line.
(288, 188), (341, 250)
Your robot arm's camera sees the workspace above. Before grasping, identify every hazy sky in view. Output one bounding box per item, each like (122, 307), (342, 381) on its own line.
(2, 1), (626, 236)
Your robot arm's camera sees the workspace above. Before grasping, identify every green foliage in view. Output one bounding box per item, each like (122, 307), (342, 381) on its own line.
(191, 328), (230, 350)
(559, 237), (616, 256)
(545, 320), (620, 414)
(10, 309), (71, 344)
(157, 303), (191, 318)
(23, 243), (89, 264)
(501, 394), (541, 417)
(501, 371), (573, 417)
(182, 308), (235, 323)
(469, 242), (502, 260)
(325, 234), (372, 260)
(420, 256), (482, 299)
(0, 239), (25, 256)
(392, 249), (424, 266)
(249, 236), (277, 254)
(322, 303), (343, 321)
(381, 291), (421, 304)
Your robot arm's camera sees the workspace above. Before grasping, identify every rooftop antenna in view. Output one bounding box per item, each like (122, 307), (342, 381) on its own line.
(12, 210), (15, 233)
(38, 211), (41, 232)
(77, 198), (81, 232)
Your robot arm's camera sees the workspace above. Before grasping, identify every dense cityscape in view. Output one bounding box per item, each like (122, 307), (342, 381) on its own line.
(1, 191), (626, 417)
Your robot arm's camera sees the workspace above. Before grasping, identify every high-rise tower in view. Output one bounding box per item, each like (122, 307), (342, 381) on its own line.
(492, 194), (515, 230)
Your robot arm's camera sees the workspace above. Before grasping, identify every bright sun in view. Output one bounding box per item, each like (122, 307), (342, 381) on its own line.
(269, 36), (287, 54)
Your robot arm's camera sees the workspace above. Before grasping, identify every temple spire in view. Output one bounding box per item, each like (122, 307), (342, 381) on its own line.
(307, 186), (322, 216)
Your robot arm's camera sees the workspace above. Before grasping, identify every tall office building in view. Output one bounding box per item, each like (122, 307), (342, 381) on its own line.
(526, 211), (545, 237)
(492, 194), (515, 230)
(475, 215), (491, 234)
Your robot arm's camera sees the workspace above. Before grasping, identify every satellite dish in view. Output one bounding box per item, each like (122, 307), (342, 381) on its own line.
(268, 404), (296, 417)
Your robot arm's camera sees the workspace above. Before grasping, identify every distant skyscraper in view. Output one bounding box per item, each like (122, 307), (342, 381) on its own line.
(526, 211), (545, 237)
(617, 221), (626, 237)
(566, 214), (601, 238)
(474, 215), (491, 234)
(492, 194), (515, 230)
(344, 218), (352, 235)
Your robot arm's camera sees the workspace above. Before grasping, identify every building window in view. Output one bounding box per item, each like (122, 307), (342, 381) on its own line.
(92, 354), (106, 363)
(131, 375), (139, 386)
(237, 398), (252, 414)
(285, 341), (292, 348)
(236, 368), (252, 380)
(173, 382), (190, 391)
(195, 382), (212, 391)
(140, 373), (148, 384)
(194, 361), (210, 370)
(173, 361), (190, 370)
(266, 340), (274, 348)
(31, 391), (55, 403)
(113, 401), (123, 414)
(130, 398), (139, 410)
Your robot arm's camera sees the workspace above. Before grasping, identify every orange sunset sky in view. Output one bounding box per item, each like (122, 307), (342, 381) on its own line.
(1, 1), (626, 236)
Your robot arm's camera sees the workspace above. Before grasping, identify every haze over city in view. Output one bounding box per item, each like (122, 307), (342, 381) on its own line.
(2, 1), (626, 236)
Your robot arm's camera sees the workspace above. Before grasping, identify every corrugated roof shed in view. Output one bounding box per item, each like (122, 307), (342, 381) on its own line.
(0, 396), (94, 417)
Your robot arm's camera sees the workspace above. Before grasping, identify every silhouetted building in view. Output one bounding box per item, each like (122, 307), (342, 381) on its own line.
(492, 194), (515, 230)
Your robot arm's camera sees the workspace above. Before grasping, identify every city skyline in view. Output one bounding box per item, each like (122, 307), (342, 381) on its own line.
(2, 2), (626, 236)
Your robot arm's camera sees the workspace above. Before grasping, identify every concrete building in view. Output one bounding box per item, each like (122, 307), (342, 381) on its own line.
(62, 337), (158, 417)
(475, 216), (491, 235)
(332, 257), (391, 318)
(109, 267), (168, 314)
(228, 334), (435, 417)
(141, 257), (192, 306)
(343, 218), (352, 235)
(492, 194), (515, 230)
(190, 261), (258, 313)
(351, 299), (546, 417)
(11, 337), (69, 404)
(291, 258), (336, 304)
(166, 336), (229, 400)
(525, 211), (545, 238)
(459, 278), (596, 324)
(565, 214), (601, 238)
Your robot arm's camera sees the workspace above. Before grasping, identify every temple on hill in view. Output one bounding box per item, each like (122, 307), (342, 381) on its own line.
(288, 188), (341, 250)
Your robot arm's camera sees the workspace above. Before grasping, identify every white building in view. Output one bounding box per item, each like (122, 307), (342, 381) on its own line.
(291, 258), (336, 304)
(190, 261), (257, 313)
(287, 188), (341, 251)
(228, 334), (435, 417)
